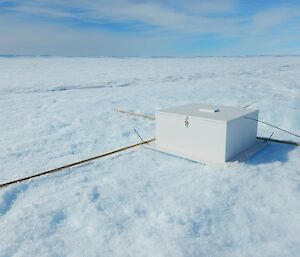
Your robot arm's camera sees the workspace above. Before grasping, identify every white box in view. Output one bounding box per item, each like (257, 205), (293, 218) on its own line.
(150, 103), (259, 163)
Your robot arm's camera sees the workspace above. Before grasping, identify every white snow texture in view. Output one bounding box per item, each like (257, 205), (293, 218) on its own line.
(0, 56), (300, 257)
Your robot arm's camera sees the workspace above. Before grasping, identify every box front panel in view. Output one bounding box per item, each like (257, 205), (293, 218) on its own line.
(156, 113), (227, 162)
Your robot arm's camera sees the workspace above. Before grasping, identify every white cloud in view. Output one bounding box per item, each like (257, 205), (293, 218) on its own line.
(0, 13), (181, 56)
(5, 5), (77, 18)
(88, 1), (188, 29)
(182, 0), (236, 14)
(251, 6), (300, 31)
(2, 0), (239, 34)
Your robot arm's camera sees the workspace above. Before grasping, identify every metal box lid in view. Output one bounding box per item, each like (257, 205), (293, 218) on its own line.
(158, 103), (257, 122)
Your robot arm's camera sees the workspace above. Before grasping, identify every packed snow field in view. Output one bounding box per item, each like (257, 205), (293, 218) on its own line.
(0, 57), (299, 257)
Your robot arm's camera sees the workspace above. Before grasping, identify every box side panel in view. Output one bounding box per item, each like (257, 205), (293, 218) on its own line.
(225, 110), (259, 161)
(156, 113), (227, 162)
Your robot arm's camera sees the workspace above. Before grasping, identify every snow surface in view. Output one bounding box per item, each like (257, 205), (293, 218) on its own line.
(0, 56), (299, 257)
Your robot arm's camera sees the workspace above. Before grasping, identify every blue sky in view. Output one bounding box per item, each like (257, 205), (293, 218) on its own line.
(0, 0), (300, 56)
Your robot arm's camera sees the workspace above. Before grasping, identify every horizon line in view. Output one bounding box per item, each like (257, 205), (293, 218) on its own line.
(1, 54), (300, 58)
